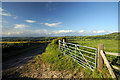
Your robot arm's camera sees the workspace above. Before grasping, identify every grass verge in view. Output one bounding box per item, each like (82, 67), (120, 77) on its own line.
(20, 37), (112, 78)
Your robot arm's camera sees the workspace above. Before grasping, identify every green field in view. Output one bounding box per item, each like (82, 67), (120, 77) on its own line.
(2, 37), (56, 49)
(66, 32), (119, 53)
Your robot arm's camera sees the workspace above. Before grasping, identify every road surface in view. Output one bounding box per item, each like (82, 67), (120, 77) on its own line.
(2, 43), (48, 78)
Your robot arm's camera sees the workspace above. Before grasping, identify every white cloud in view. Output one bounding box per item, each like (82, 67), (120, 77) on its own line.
(52, 31), (58, 34)
(2, 27), (23, 36)
(48, 33), (51, 34)
(34, 29), (48, 34)
(44, 22), (62, 27)
(52, 30), (74, 34)
(7, 32), (23, 36)
(58, 30), (74, 33)
(0, 8), (4, 12)
(93, 30), (106, 33)
(2, 12), (11, 16)
(13, 16), (18, 19)
(25, 20), (36, 23)
(2, 26), (50, 37)
(3, 25), (115, 37)
(0, 7), (11, 16)
(14, 24), (30, 28)
(79, 30), (84, 33)
(7, 32), (11, 35)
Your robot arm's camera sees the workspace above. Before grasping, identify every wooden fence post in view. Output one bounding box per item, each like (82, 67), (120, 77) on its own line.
(97, 44), (104, 69)
(100, 50), (116, 78)
(58, 40), (61, 50)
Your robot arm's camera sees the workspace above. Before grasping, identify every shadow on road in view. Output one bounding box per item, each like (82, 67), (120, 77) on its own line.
(2, 43), (49, 79)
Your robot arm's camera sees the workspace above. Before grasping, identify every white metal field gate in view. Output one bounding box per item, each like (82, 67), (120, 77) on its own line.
(59, 39), (97, 71)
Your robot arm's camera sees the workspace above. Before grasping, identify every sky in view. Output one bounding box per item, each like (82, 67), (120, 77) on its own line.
(1, 2), (118, 37)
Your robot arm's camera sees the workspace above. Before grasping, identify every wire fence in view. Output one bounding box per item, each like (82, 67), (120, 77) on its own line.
(59, 40), (97, 71)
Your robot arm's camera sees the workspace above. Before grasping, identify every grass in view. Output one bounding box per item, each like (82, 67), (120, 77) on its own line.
(41, 37), (78, 71)
(4, 33), (119, 78)
(67, 39), (118, 53)
(65, 33), (120, 78)
(66, 32), (119, 53)
(19, 37), (115, 78)
(36, 37), (112, 78)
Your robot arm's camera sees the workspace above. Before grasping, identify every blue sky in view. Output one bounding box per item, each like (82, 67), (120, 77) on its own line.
(1, 2), (118, 37)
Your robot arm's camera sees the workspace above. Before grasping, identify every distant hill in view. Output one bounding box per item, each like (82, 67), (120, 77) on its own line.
(94, 32), (119, 39)
(83, 32), (119, 40)
(67, 32), (120, 40)
(102, 32), (119, 36)
(2, 37), (57, 42)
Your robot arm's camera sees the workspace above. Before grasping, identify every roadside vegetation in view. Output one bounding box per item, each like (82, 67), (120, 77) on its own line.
(41, 37), (113, 78)
(2, 37), (56, 62)
(3, 32), (119, 78)
(20, 37), (113, 78)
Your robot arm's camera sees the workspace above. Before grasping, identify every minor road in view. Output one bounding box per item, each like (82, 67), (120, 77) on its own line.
(2, 43), (48, 78)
